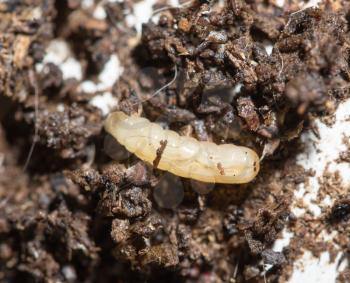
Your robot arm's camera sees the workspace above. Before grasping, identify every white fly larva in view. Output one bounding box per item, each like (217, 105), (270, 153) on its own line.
(104, 111), (260, 184)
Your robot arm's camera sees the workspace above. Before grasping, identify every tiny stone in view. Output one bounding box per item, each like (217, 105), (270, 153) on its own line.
(104, 134), (130, 161)
(153, 173), (184, 209)
(62, 265), (77, 281)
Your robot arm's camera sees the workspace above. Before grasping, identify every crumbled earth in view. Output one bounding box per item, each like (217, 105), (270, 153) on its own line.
(1, 0), (350, 283)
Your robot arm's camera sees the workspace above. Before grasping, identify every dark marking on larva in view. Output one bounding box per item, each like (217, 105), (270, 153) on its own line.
(153, 139), (168, 169)
(217, 162), (225, 175)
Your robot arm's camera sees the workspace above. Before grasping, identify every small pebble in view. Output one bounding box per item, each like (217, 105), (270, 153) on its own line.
(153, 173), (184, 209)
(62, 265), (77, 281)
(103, 134), (130, 161)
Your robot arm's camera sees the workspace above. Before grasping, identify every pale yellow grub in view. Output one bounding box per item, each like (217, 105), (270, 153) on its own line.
(104, 111), (260, 184)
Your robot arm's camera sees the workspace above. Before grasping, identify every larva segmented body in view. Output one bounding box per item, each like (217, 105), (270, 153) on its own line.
(104, 112), (260, 184)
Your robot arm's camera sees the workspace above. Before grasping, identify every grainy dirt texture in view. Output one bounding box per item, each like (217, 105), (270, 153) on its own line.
(1, 0), (350, 282)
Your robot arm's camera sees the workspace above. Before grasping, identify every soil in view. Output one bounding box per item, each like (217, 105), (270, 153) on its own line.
(1, 0), (350, 282)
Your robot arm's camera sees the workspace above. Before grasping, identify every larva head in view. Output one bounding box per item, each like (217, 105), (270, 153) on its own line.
(229, 147), (260, 184)
(223, 146), (260, 184)
(205, 144), (260, 184)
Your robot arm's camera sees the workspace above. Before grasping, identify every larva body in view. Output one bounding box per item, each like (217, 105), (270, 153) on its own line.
(104, 112), (260, 184)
